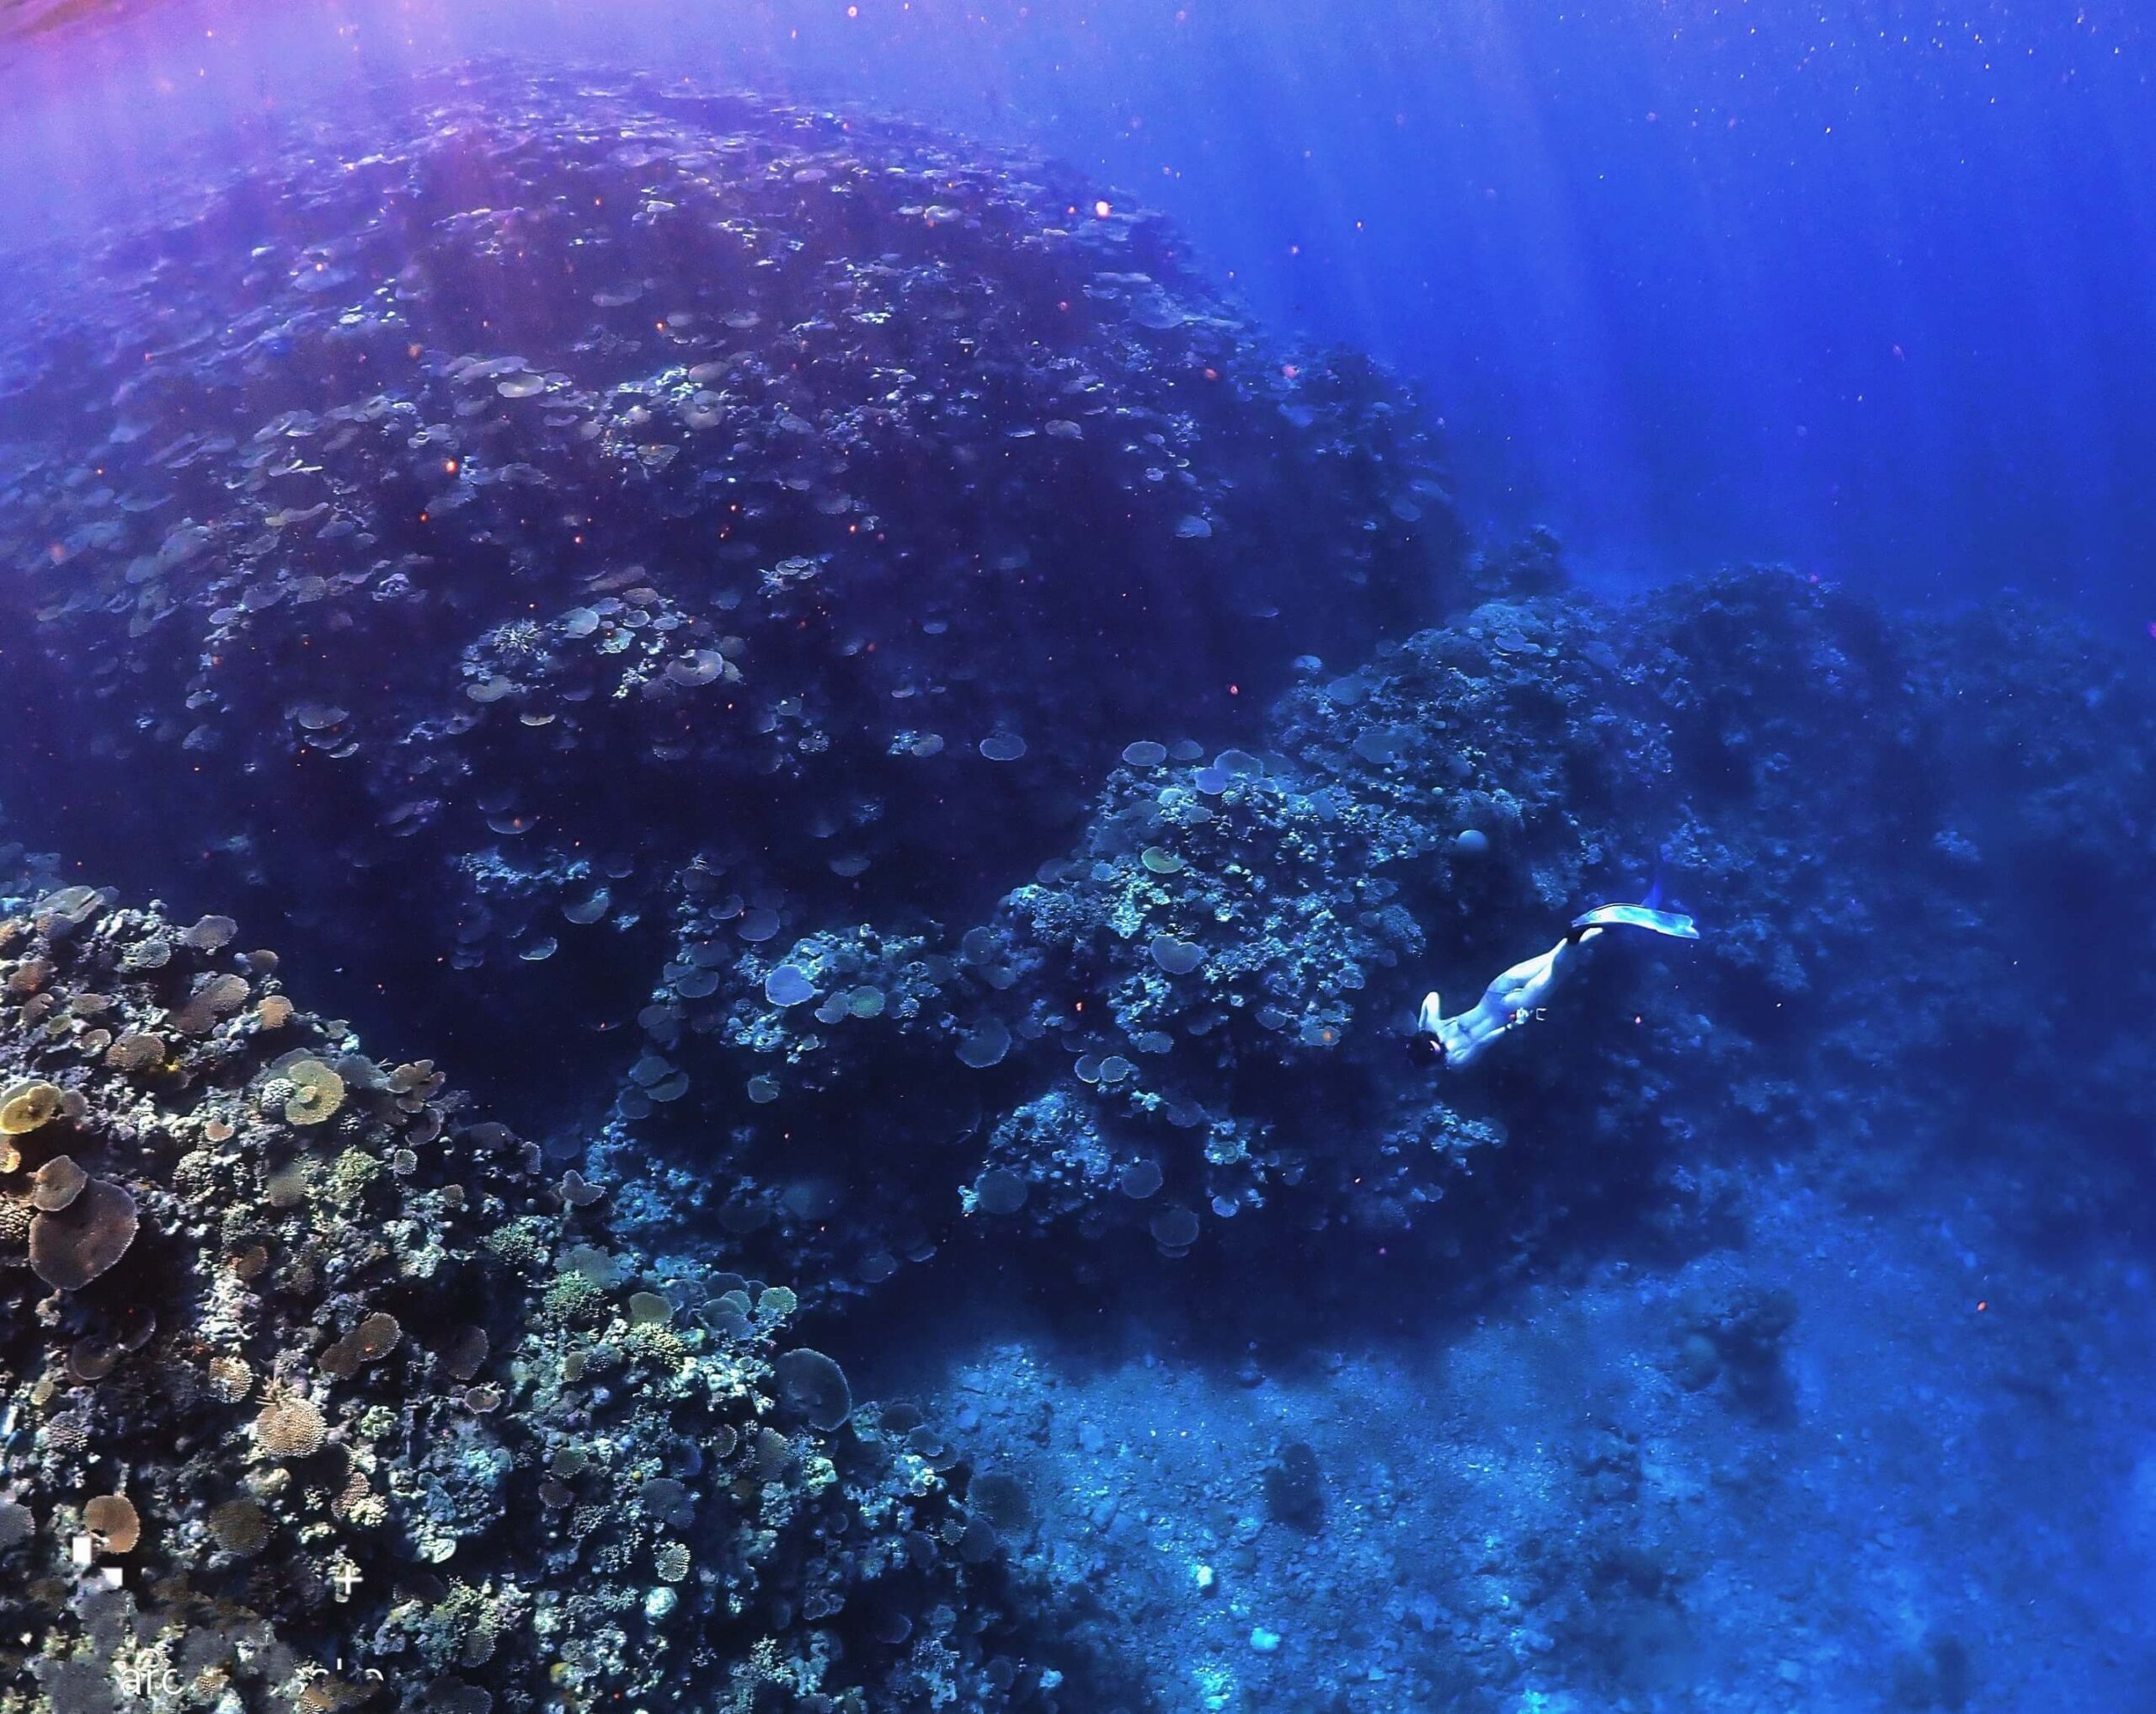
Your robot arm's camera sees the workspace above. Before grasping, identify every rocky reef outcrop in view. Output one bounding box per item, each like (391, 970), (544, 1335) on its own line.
(0, 880), (1107, 1712)
(603, 569), (2156, 1295)
(0, 63), (1461, 1113)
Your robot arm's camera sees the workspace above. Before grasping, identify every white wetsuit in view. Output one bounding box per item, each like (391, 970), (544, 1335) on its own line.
(1417, 904), (1698, 1071)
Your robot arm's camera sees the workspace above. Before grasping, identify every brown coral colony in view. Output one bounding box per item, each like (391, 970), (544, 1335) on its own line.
(82, 1492), (140, 1556)
(28, 1152), (84, 1211)
(279, 1055), (346, 1125)
(0, 1077), (62, 1133)
(0, 868), (1023, 1711)
(28, 1177), (138, 1291)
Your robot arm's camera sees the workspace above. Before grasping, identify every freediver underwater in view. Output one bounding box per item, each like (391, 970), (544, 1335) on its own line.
(1412, 903), (1701, 1071)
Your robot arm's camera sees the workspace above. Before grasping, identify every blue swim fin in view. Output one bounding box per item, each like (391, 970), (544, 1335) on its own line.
(1571, 903), (1700, 940)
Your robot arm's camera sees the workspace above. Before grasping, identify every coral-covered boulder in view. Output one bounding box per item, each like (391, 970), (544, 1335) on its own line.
(0, 65), (1462, 1113)
(0, 880), (1078, 1711)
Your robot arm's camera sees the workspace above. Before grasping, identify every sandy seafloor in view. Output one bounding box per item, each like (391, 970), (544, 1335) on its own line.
(903, 1137), (2154, 1713)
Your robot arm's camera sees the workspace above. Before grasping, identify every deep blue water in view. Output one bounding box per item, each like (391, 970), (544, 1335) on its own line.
(769, 0), (2156, 613)
(6, 0), (2153, 614)
(0, 8), (2151, 1714)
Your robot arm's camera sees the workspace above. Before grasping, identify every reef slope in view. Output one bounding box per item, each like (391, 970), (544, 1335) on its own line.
(0, 65), (1460, 1114)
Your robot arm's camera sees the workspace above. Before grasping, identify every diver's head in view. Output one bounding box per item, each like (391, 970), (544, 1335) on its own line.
(1412, 990), (1449, 1069)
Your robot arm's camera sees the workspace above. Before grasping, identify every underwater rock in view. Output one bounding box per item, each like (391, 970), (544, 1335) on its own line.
(1263, 1440), (1326, 1530)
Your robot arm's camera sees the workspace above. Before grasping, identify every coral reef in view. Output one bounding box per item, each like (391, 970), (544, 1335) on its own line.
(0, 880), (1103, 1711)
(0, 62), (1462, 1113)
(603, 568), (2156, 1296)
(1, 57), (2150, 1714)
